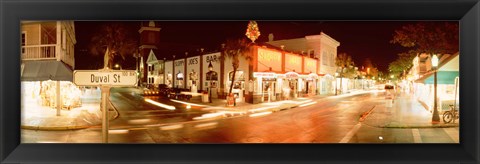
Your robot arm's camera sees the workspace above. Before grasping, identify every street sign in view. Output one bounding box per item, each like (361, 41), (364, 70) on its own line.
(73, 70), (137, 86)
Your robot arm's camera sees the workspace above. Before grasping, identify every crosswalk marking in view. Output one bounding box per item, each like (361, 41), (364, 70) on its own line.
(443, 128), (460, 143)
(412, 129), (422, 143)
(339, 123), (362, 143)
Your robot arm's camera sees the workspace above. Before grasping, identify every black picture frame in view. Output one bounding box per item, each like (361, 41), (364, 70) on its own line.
(1, 0), (479, 164)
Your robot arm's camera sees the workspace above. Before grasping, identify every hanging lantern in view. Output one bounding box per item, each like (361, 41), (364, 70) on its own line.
(245, 21), (261, 43)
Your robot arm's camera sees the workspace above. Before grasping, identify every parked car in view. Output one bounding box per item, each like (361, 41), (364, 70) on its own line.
(384, 84), (396, 99)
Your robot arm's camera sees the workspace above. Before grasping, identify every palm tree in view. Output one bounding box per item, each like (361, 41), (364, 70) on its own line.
(335, 53), (355, 94)
(221, 38), (252, 105)
(89, 23), (138, 69)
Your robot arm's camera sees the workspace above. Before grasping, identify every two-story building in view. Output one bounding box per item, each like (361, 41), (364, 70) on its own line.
(21, 21), (79, 115)
(267, 32), (340, 95)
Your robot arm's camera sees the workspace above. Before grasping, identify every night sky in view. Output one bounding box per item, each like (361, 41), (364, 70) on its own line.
(74, 21), (457, 72)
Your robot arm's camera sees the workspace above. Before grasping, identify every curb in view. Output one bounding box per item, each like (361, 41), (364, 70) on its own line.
(382, 123), (460, 129)
(21, 125), (91, 131)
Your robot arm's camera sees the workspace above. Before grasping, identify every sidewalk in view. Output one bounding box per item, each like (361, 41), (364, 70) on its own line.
(21, 99), (119, 131)
(362, 92), (459, 128)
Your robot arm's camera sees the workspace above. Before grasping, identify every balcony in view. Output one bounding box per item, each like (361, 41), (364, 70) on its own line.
(22, 44), (56, 60)
(22, 44), (75, 68)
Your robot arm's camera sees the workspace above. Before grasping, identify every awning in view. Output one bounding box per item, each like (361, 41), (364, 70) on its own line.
(21, 60), (73, 81)
(415, 71), (459, 84)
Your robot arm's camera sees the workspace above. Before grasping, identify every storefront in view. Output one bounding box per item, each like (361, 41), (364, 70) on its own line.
(186, 56), (200, 91)
(302, 57), (319, 96)
(227, 70), (246, 102)
(164, 61), (173, 88)
(253, 72), (276, 102)
(22, 80), (82, 110)
(303, 73), (318, 96)
(283, 71), (300, 99)
(413, 54), (459, 112)
(319, 74), (335, 95)
(174, 59), (185, 88)
(21, 60), (82, 111)
(203, 53), (221, 98)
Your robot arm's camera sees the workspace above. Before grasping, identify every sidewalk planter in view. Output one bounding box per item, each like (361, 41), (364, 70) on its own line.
(202, 94), (209, 103)
(227, 93), (235, 107)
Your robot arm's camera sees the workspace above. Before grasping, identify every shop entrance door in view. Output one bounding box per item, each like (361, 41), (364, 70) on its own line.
(288, 80), (297, 99)
(262, 81), (275, 102)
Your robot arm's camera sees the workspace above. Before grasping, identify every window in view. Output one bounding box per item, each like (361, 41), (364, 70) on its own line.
(308, 49), (315, 58)
(322, 51), (327, 65)
(21, 32), (26, 54)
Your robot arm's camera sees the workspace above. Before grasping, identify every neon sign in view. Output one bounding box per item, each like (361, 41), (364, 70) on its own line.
(285, 54), (302, 72)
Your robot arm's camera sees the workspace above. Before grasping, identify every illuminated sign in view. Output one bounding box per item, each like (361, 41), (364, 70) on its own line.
(285, 53), (302, 72)
(73, 70), (137, 86)
(257, 47), (282, 71)
(285, 72), (299, 79)
(175, 60), (184, 66)
(253, 72), (276, 78)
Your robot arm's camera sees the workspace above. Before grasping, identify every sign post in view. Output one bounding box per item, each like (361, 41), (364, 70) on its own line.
(73, 69), (137, 143)
(101, 85), (110, 143)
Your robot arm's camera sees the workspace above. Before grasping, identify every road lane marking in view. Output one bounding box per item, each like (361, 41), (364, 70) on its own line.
(412, 129), (422, 143)
(339, 123), (362, 143)
(443, 128), (460, 143)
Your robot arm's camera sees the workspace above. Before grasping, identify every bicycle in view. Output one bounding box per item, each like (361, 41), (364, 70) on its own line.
(443, 104), (459, 123)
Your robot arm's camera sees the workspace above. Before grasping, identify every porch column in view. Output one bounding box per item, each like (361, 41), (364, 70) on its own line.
(56, 81), (61, 116)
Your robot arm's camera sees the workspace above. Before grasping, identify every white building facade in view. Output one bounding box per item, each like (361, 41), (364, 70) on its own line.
(267, 32), (340, 95)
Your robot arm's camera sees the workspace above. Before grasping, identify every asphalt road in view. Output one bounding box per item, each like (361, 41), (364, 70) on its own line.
(21, 89), (459, 143)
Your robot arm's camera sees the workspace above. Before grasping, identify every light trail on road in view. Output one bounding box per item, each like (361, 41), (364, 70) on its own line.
(144, 98), (176, 110)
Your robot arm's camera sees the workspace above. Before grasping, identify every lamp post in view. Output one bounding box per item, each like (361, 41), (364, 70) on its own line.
(134, 51), (141, 87)
(208, 61), (213, 103)
(431, 54), (440, 123)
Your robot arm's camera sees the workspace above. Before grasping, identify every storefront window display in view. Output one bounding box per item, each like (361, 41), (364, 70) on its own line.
(176, 72), (184, 88)
(22, 80), (82, 110)
(166, 72), (173, 88)
(227, 70), (245, 101)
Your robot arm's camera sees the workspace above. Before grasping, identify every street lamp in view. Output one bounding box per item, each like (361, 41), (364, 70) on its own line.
(208, 61), (213, 103)
(431, 54), (440, 123)
(114, 64), (121, 70)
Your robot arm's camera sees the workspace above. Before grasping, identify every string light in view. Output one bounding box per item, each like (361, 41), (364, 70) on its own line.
(245, 21), (261, 43)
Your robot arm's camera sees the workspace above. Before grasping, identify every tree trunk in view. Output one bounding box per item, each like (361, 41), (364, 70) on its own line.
(340, 67), (344, 94)
(229, 67), (237, 95)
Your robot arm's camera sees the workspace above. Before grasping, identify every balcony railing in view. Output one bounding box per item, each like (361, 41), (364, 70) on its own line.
(22, 44), (56, 59)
